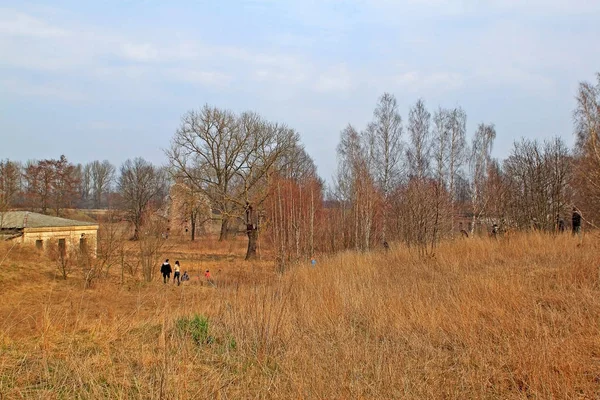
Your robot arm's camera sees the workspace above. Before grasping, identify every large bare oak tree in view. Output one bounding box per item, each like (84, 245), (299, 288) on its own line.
(167, 105), (298, 260)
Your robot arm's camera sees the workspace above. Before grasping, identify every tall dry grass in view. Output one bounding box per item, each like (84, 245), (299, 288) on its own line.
(0, 232), (599, 399)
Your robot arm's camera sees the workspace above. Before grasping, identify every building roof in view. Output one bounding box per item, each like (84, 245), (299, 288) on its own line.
(0, 211), (98, 229)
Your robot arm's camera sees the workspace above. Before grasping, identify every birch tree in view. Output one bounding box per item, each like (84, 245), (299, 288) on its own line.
(406, 99), (432, 180)
(430, 107), (451, 248)
(334, 124), (379, 251)
(573, 72), (600, 222)
(367, 93), (403, 241)
(448, 107), (468, 203)
(469, 123), (496, 234)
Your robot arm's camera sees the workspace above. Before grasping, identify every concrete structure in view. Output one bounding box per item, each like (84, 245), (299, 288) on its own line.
(0, 211), (98, 256)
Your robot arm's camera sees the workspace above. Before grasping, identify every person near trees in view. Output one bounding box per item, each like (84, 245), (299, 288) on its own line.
(173, 260), (181, 286)
(556, 214), (565, 233)
(491, 223), (499, 239)
(459, 222), (469, 238)
(160, 259), (172, 284)
(572, 207), (582, 236)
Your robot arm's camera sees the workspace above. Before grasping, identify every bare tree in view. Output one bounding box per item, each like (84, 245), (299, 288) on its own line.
(545, 138), (572, 228)
(79, 163), (92, 208)
(406, 99), (432, 180)
(47, 238), (75, 280)
(0, 159), (21, 211)
(264, 140), (321, 269)
(21, 155), (79, 216)
(430, 107), (452, 249)
(469, 123), (497, 235)
(51, 155), (80, 216)
(23, 159), (53, 213)
(432, 108), (451, 187)
(96, 210), (128, 281)
(90, 160), (116, 209)
(170, 179), (211, 241)
(367, 93), (403, 241)
(395, 179), (437, 255)
(573, 72), (600, 222)
(137, 217), (170, 282)
(447, 107), (468, 230)
(504, 138), (571, 231)
(275, 141), (318, 182)
(118, 158), (168, 240)
(167, 105), (297, 259)
(334, 124), (379, 251)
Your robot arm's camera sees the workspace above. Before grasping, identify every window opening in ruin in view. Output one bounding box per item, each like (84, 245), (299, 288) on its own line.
(58, 239), (66, 257)
(36, 240), (43, 250)
(80, 237), (87, 253)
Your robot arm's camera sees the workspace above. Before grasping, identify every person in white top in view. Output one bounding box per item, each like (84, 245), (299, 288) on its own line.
(173, 260), (181, 286)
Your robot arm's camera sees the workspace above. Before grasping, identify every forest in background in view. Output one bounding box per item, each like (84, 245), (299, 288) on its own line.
(1, 72), (599, 263)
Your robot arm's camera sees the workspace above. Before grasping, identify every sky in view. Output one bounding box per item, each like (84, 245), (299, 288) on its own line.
(1, 0), (599, 182)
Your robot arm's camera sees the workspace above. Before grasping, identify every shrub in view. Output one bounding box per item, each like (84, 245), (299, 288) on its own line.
(176, 314), (211, 345)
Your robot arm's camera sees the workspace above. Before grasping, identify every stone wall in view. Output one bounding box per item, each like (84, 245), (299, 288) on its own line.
(168, 182), (212, 238)
(21, 226), (98, 256)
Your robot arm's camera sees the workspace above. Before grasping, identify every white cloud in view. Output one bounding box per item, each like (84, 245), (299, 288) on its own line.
(314, 64), (353, 93)
(0, 8), (321, 94)
(120, 43), (160, 63)
(0, 8), (69, 38)
(364, 0), (600, 17)
(394, 70), (464, 93)
(0, 78), (83, 102)
(166, 68), (233, 87)
(473, 0), (600, 15)
(0, 3), (597, 105)
(93, 65), (152, 80)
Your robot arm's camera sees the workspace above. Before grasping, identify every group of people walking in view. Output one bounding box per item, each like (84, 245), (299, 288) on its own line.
(160, 259), (213, 286)
(554, 207), (583, 235)
(160, 259), (189, 285)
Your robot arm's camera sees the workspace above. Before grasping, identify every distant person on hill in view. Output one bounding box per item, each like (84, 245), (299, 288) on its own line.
(173, 260), (181, 286)
(160, 259), (172, 284)
(556, 214), (566, 233)
(490, 223), (499, 239)
(459, 222), (469, 238)
(181, 271), (190, 283)
(204, 270), (214, 286)
(572, 207), (582, 236)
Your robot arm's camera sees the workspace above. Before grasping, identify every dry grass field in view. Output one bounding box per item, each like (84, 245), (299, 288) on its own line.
(0, 232), (599, 399)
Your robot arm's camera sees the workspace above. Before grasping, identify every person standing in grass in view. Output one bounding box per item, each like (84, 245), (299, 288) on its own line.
(173, 260), (181, 286)
(204, 270), (214, 286)
(572, 207), (582, 236)
(160, 259), (172, 284)
(491, 223), (499, 239)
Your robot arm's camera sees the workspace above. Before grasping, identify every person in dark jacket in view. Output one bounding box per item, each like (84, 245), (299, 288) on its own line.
(572, 207), (582, 236)
(160, 259), (172, 283)
(556, 214), (565, 233)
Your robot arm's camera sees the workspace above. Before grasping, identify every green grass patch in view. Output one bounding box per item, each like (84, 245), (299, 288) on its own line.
(176, 314), (212, 345)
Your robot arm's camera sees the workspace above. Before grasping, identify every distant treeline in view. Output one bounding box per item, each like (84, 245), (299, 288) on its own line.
(1, 72), (599, 260)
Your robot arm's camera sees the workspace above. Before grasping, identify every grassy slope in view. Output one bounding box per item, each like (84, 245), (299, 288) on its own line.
(0, 233), (599, 399)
